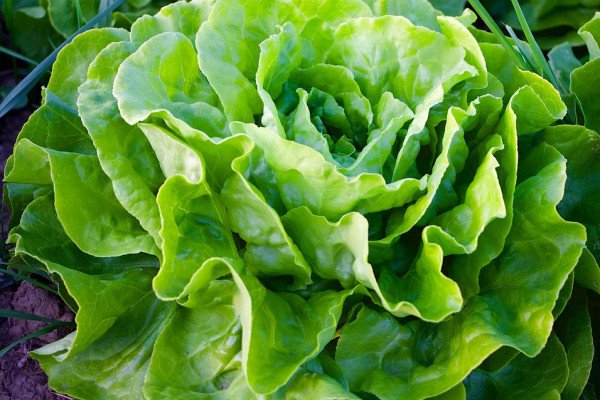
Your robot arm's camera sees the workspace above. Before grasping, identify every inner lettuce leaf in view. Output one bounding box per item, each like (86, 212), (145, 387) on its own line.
(3, 0), (594, 399)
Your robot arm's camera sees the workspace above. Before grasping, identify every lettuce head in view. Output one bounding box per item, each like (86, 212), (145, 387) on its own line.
(3, 0), (597, 399)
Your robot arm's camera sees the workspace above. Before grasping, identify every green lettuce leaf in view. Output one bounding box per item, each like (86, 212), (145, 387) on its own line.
(555, 288), (594, 400)
(464, 334), (569, 400)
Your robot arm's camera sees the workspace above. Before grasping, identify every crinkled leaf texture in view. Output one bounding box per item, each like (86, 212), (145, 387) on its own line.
(3, 0), (591, 399)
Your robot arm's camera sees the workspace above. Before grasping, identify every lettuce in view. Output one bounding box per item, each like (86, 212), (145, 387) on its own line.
(3, 0), (596, 398)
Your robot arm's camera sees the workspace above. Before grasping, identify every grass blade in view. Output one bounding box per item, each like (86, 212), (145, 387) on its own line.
(0, 262), (52, 281)
(467, 0), (526, 70)
(0, 322), (73, 357)
(98, 0), (112, 28)
(0, 309), (73, 324)
(47, 36), (58, 51)
(509, 0), (562, 92)
(0, 46), (39, 66)
(75, 0), (84, 29)
(505, 25), (538, 72)
(0, 267), (58, 295)
(0, 0), (127, 119)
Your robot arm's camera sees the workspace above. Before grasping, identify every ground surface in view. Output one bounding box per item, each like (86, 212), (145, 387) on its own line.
(0, 282), (74, 400)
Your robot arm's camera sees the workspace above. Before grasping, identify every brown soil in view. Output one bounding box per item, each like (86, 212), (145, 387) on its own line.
(0, 282), (74, 400)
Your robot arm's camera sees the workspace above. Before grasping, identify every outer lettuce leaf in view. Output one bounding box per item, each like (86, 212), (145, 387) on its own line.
(47, 149), (158, 257)
(548, 43), (582, 92)
(553, 271), (575, 319)
(45, 0), (169, 39)
(8, 194), (158, 276)
(3, 86), (92, 228)
(47, 28), (130, 109)
(567, 14), (600, 132)
(555, 288), (594, 400)
(579, 12), (600, 60)
(6, 191), (158, 314)
(4, 89), (94, 156)
(543, 125), (600, 262)
(43, 263), (158, 361)
(574, 249), (600, 295)
(143, 280), (244, 399)
(464, 334), (569, 400)
(149, 253), (355, 395)
(335, 139), (585, 400)
(129, 0), (213, 47)
(31, 290), (175, 400)
(426, 384), (466, 400)
(5, 28), (160, 257)
(114, 32), (225, 137)
(447, 44), (566, 300)
(571, 58), (600, 133)
(231, 268), (353, 394)
(480, 141), (584, 354)
(3, 182), (53, 230)
(5, 127), (157, 258)
(47, 0), (106, 39)
(9, 196), (168, 400)
(78, 41), (165, 245)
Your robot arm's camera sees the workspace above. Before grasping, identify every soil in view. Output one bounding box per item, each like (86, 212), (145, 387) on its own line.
(0, 282), (74, 400)
(0, 59), (74, 399)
